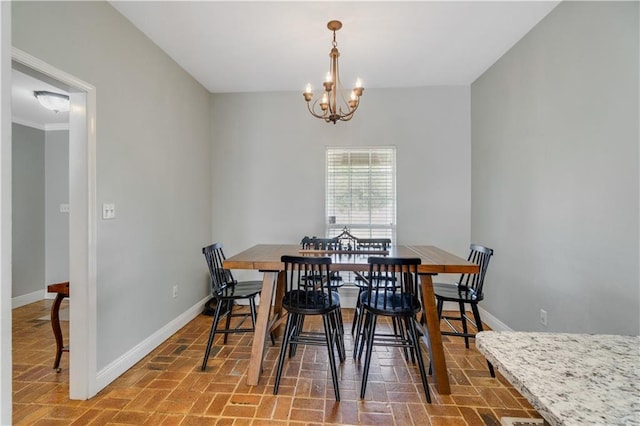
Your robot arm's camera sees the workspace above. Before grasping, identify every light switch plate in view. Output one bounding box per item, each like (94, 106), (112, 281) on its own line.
(59, 203), (70, 213)
(102, 203), (115, 219)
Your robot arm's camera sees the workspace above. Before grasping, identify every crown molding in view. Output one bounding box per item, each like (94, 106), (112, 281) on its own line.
(11, 116), (44, 130)
(12, 116), (69, 131)
(45, 122), (70, 131)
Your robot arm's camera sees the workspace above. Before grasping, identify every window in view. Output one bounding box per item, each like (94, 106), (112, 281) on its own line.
(326, 147), (396, 241)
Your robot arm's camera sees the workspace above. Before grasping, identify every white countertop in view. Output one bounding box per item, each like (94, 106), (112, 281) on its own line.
(476, 331), (640, 426)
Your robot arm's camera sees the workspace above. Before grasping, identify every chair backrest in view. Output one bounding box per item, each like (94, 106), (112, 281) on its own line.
(357, 238), (391, 251)
(202, 243), (235, 295)
(281, 255), (337, 307)
(315, 237), (340, 250)
(300, 236), (314, 249)
(301, 237), (340, 250)
(457, 244), (494, 297)
(366, 257), (422, 311)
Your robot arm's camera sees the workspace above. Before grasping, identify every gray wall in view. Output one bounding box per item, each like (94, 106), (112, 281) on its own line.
(211, 87), (472, 281)
(45, 129), (69, 285)
(471, 1), (639, 334)
(13, 2), (212, 369)
(12, 123), (44, 297)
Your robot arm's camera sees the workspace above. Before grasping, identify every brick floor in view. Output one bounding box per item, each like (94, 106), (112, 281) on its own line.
(12, 300), (540, 425)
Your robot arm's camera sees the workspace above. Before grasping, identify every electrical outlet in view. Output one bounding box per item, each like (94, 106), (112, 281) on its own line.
(172, 285), (178, 298)
(102, 203), (115, 219)
(540, 309), (548, 326)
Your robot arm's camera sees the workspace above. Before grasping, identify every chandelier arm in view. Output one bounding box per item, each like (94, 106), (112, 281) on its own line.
(338, 106), (358, 121)
(338, 98), (360, 117)
(307, 98), (329, 120)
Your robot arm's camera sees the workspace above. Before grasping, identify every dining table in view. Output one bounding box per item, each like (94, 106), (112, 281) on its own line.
(223, 244), (479, 394)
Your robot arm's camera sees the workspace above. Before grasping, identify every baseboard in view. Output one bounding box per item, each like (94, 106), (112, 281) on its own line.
(96, 296), (209, 392)
(338, 286), (359, 309)
(12, 289), (45, 308)
(441, 302), (513, 332)
(478, 306), (513, 331)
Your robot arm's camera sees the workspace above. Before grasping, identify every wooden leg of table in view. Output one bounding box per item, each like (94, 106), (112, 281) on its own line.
(420, 274), (451, 394)
(271, 272), (286, 339)
(50, 293), (66, 372)
(247, 271), (277, 386)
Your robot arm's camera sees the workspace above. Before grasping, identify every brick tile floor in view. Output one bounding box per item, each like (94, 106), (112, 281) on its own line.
(12, 300), (540, 425)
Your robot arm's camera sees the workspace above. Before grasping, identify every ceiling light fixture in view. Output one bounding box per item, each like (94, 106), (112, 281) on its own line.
(34, 90), (70, 113)
(303, 20), (364, 124)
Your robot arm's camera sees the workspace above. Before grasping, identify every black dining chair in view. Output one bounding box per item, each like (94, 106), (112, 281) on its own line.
(200, 242), (264, 371)
(300, 236), (345, 289)
(433, 243), (495, 376)
(350, 238), (393, 337)
(273, 255), (345, 401)
(355, 257), (431, 402)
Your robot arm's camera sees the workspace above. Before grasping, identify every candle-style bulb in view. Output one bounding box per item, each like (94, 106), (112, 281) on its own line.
(305, 83), (312, 94)
(325, 72), (333, 83)
(355, 78), (362, 88)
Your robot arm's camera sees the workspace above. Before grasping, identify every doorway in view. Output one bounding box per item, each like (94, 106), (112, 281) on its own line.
(10, 48), (97, 401)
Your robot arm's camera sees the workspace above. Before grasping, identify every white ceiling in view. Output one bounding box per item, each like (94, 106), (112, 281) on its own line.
(13, 1), (559, 127)
(110, 1), (559, 93)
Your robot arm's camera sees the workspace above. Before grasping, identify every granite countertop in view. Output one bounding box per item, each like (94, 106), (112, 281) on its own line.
(476, 331), (640, 426)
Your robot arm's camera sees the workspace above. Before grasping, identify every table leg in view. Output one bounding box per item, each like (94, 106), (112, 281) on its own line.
(50, 293), (66, 372)
(420, 273), (451, 394)
(271, 272), (285, 338)
(247, 271), (278, 386)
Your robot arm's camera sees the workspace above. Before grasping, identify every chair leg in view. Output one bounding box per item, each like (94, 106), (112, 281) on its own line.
(353, 302), (366, 359)
(201, 299), (224, 371)
(249, 298), (257, 328)
(406, 316), (431, 403)
(323, 314), (341, 401)
(471, 303), (495, 377)
(222, 301), (234, 344)
(351, 289), (362, 334)
(335, 304), (345, 336)
(356, 311), (372, 361)
(331, 309), (346, 362)
(393, 316), (412, 363)
(360, 313), (378, 399)
(289, 314), (304, 358)
(459, 301), (469, 348)
(274, 313), (296, 395)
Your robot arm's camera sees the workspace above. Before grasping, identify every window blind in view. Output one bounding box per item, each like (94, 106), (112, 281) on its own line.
(326, 147), (396, 241)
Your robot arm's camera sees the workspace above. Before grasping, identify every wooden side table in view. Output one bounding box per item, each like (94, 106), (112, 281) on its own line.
(47, 281), (69, 372)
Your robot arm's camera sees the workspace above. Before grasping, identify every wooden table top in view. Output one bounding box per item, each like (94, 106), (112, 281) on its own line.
(223, 244), (478, 274)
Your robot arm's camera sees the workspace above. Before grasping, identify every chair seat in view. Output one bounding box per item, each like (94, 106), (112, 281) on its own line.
(217, 280), (263, 299)
(433, 282), (483, 302)
(283, 290), (340, 313)
(360, 291), (421, 316)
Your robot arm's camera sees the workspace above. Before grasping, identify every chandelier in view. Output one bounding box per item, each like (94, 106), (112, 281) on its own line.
(303, 20), (364, 124)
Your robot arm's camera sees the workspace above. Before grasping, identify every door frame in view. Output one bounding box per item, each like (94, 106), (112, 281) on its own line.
(11, 47), (97, 400)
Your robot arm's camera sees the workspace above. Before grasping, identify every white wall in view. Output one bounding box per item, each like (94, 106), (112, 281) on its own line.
(211, 86), (471, 281)
(45, 129), (69, 285)
(12, 123), (45, 298)
(12, 2), (213, 371)
(471, 1), (639, 334)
